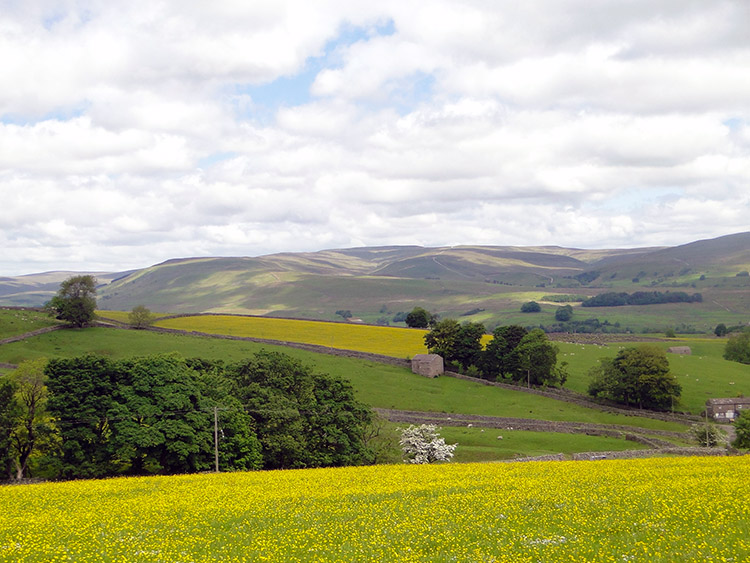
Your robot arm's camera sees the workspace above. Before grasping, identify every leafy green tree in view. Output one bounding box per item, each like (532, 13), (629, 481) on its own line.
(0, 379), (20, 480)
(714, 323), (728, 337)
(424, 320), (485, 371)
(480, 325), (528, 381)
(45, 355), (117, 479)
(454, 322), (486, 371)
(6, 359), (55, 479)
(515, 329), (567, 387)
(733, 410), (750, 449)
(424, 319), (460, 363)
(587, 345), (681, 410)
(723, 330), (750, 365)
(520, 301), (541, 313)
(46, 275), (97, 327)
(405, 307), (435, 328)
(226, 351), (373, 470)
(555, 305), (573, 322)
(128, 305), (155, 329)
(45, 355), (262, 478)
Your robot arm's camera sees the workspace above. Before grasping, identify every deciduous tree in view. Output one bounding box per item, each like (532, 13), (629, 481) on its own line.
(46, 275), (97, 327)
(128, 305), (155, 329)
(480, 325), (528, 381)
(587, 345), (681, 410)
(7, 358), (54, 479)
(405, 307), (436, 329)
(733, 410), (750, 449)
(424, 320), (486, 371)
(723, 330), (750, 365)
(0, 379), (19, 480)
(515, 329), (567, 387)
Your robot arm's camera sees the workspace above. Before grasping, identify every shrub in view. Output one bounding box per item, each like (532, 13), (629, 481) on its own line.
(520, 301), (541, 313)
(399, 424), (456, 464)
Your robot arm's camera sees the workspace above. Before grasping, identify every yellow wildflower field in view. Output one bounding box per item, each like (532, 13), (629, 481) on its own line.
(154, 314), (431, 358)
(1, 456), (748, 562)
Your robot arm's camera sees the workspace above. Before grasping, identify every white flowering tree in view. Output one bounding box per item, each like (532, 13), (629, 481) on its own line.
(399, 424), (457, 464)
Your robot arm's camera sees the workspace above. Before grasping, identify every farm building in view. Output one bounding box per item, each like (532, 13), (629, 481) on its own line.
(705, 398), (750, 421)
(411, 354), (444, 378)
(667, 346), (691, 355)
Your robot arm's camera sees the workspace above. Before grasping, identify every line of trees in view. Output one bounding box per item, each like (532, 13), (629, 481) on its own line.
(0, 351), (376, 481)
(424, 321), (568, 387)
(581, 291), (702, 307)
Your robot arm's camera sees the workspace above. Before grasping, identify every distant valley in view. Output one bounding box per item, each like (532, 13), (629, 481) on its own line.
(2, 231), (749, 333)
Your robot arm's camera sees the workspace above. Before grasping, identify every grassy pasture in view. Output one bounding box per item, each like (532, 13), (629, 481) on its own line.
(96, 312), (750, 416)
(149, 313), (749, 416)
(2, 456), (748, 562)
(558, 338), (750, 414)
(0, 327), (684, 432)
(440, 426), (648, 463)
(0, 308), (59, 339)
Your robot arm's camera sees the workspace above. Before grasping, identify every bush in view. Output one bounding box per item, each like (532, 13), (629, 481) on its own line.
(555, 305), (573, 322)
(128, 305), (155, 329)
(398, 424), (456, 464)
(520, 301), (541, 313)
(733, 411), (750, 449)
(690, 423), (725, 448)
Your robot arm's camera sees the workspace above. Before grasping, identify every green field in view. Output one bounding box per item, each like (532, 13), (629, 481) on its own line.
(0, 326), (685, 432)
(2, 456), (748, 562)
(557, 338), (750, 414)
(440, 426), (648, 463)
(0, 308), (59, 339)
(108, 311), (750, 416)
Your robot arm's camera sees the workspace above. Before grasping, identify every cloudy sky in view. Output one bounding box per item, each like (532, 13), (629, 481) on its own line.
(1, 0), (749, 275)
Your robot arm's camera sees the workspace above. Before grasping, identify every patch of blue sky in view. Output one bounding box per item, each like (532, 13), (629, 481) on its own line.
(0, 102), (90, 126)
(723, 117), (745, 132)
(197, 152), (240, 169)
(231, 18), (396, 121)
(589, 187), (683, 212)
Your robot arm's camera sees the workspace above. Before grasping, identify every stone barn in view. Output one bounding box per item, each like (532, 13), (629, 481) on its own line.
(411, 354), (444, 378)
(667, 346), (692, 355)
(705, 397), (750, 421)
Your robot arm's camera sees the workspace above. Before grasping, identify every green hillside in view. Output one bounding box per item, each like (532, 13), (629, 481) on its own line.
(3, 233), (749, 333)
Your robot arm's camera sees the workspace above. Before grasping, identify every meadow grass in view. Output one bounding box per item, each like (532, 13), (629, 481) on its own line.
(1, 456), (748, 562)
(558, 338), (750, 414)
(439, 426), (648, 463)
(149, 313), (748, 416)
(0, 308), (59, 339)
(0, 327), (684, 432)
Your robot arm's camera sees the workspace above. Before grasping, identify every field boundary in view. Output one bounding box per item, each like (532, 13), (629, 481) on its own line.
(443, 371), (701, 424)
(0, 325), (66, 347)
(374, 408), (687, 442)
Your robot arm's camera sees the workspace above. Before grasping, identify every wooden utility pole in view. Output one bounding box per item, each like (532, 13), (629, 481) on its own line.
(214, 406), (220, 472)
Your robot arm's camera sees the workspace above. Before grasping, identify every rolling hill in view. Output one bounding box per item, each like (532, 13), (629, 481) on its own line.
(2, 232), (749, 331)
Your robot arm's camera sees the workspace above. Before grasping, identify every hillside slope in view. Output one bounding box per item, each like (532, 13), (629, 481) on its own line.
(3, 233), (748, 330)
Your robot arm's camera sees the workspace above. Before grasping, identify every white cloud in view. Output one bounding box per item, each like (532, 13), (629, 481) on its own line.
(0, 0), (748, 275)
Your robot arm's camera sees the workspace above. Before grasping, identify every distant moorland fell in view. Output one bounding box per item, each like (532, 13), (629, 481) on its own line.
(2, 231), (749, 332)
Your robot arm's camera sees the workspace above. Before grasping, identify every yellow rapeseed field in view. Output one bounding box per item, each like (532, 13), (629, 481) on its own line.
(1, 456), (748, 562)
(154, 315), (431, 358)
